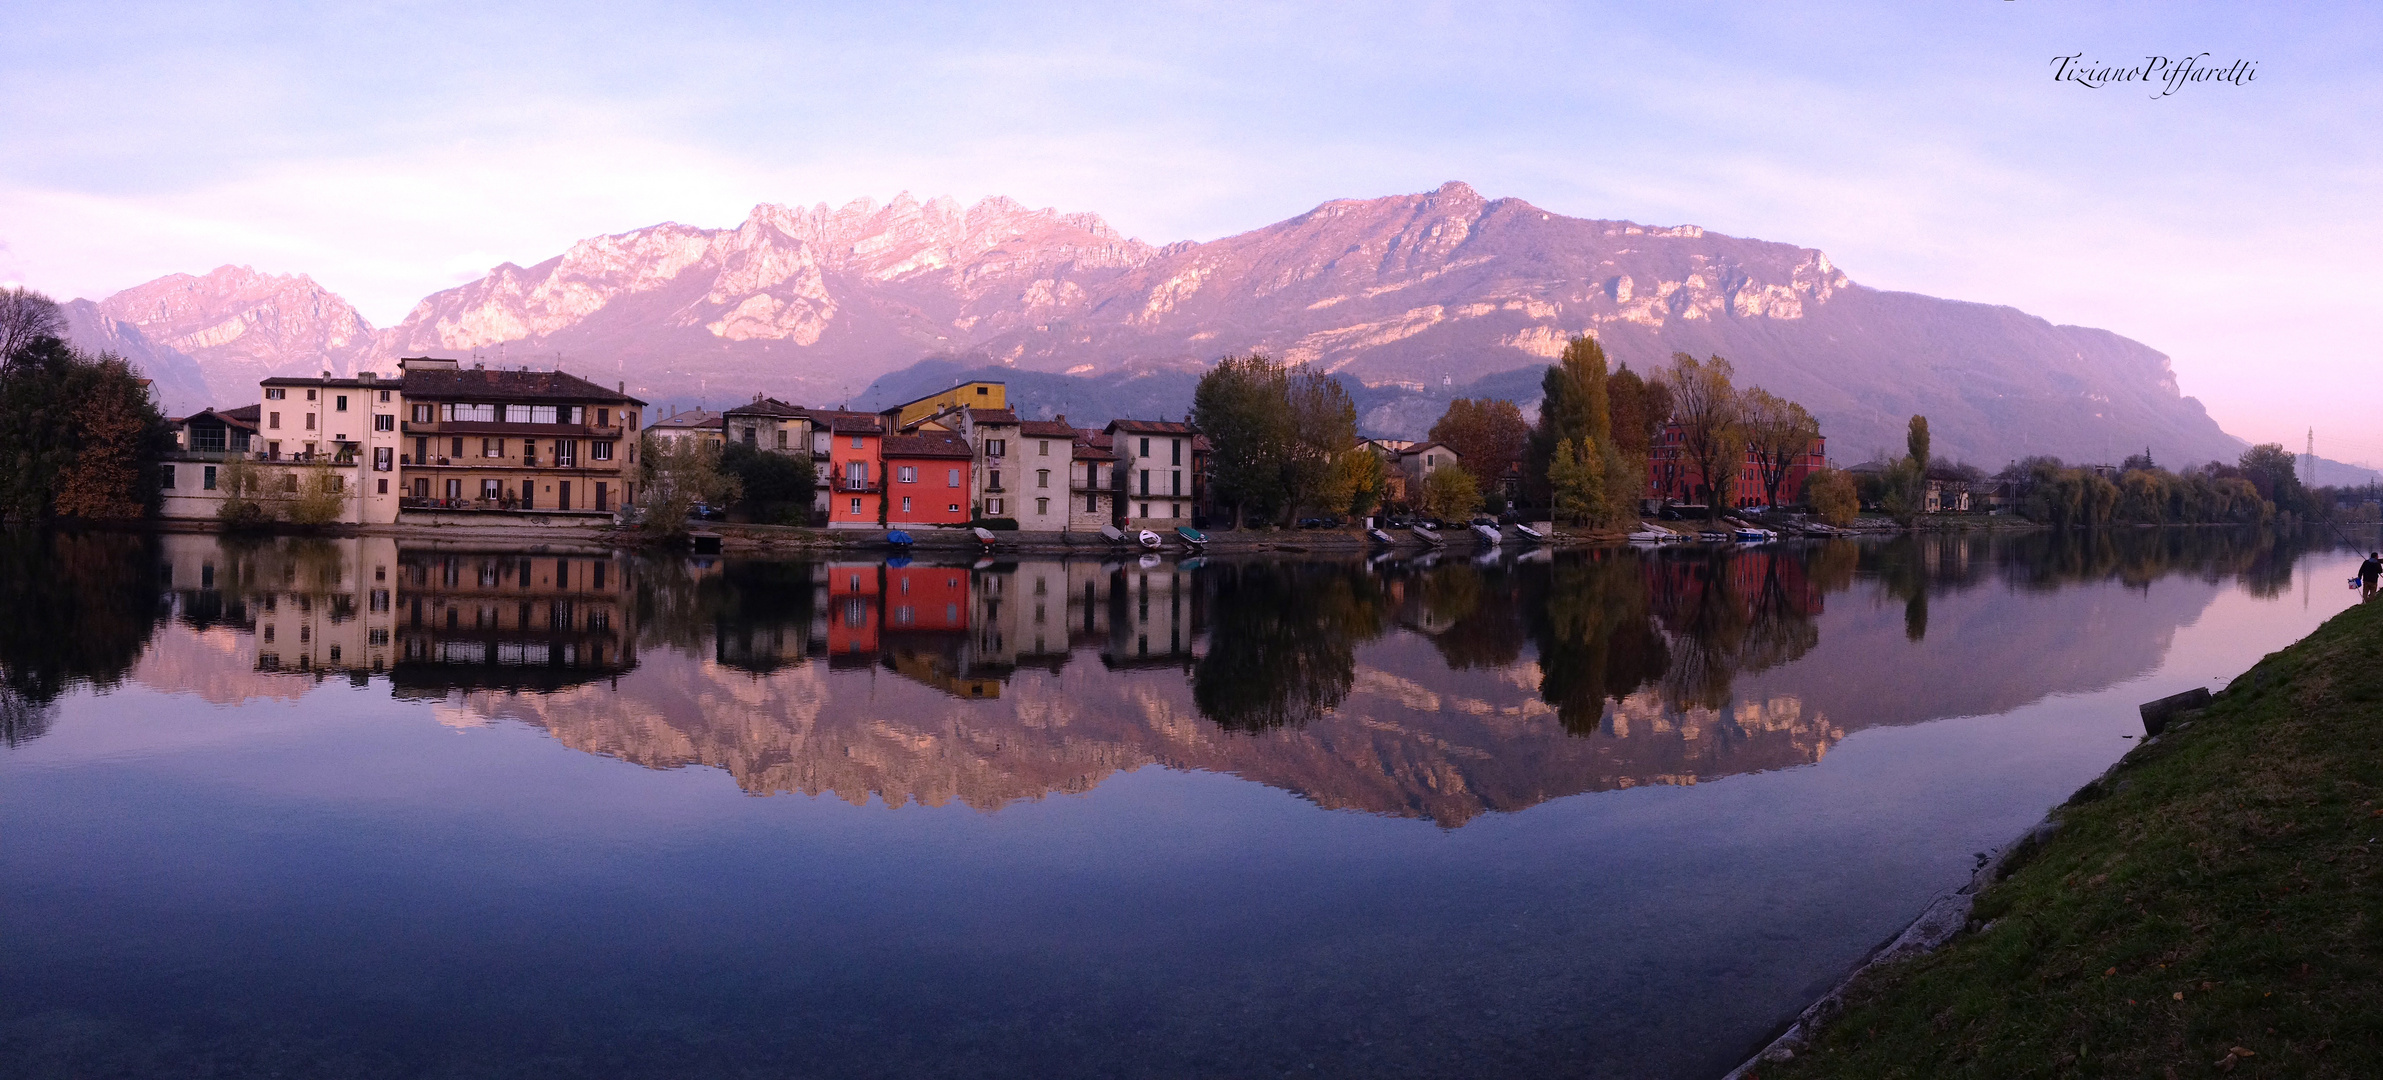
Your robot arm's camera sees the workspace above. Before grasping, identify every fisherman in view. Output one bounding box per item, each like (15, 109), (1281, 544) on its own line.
(2362, 551), (2382, 601)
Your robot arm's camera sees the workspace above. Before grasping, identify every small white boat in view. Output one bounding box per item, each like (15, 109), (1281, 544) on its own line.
(972, 526), (998, 546)
(1101, 524), (1127, 545)
(1367, 528), (1396, 545)
(1470, 523), (1502, 545)
(1732, 527), (1776, 544)
(1513, 522), (1546, 541)
(1411, 525), (1445, 546)
(1627, 528), (1673, 544)
(1137, 529), (1164, 550)
(1698, 530), (1731, 544)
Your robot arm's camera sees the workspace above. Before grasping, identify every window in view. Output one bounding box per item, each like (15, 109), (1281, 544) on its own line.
(988, 439), (1006, 457)
(306, 388), (318, 401)
(202, 466), (217, 490)
(947, 469), (959, 487)
(443, 403), (497, 422)
(450, 437), (464, 458)
(446, 479), (463, 500)
(1039, 440), (1051, 456)
(1172, 471), (1182, 496)
(304, 414), (316, 430)
(597, 408), (609, 427)
(1426, 453), (1436, 466)
(776, 429), (787, 448)
(1140, 502), (1150, 517)
(1036, 497), (1049, 515)
(555, 439), (576, 466)
(1088, 493), (1098, 512)
(1037, 469), (1050, 488)
(374, 414), (394, 431)
(265, 388), (286, 400)
(850, 435), (863, 449)
(989, 498), (1004, 516)
(335, 395), (349, 411)
(899, 466), (917, 483)
(591, 441), (612, 461)
(284, 473), (299, 493)
(849, 497), (862, 515)
(1171, 439), (1181, 466)
(532, 406), (558, 424)
(268, 411), (281, 429)
(1139, 469), (1149, 495)
(412, 404), (431, 422)
(948, 503), (960, 513)
(373, 447), (393, 471)
(162, 465), (176, 489)
(482, 438), (501, 458)
(377, 478), (388, 494)
(989, 470), (1002, 491)
(267, 440), (280, 458)
(378, 390), (390, 403)
(1171, 503), (1181, 519)
(901, 496), (912, 513)
(327, 474), (344, 493)
(1139, 437), (1150, 456)
(482, 480), (501, 500)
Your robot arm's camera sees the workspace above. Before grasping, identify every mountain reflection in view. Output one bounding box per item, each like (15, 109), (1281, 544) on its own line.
(0, 528), (2344, 824)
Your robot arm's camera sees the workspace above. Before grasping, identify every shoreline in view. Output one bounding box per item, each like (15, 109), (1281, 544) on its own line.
(1732, 593), (2383, 1078)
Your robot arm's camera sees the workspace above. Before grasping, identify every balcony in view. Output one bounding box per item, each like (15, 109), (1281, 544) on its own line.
(834, 477), (881, 494)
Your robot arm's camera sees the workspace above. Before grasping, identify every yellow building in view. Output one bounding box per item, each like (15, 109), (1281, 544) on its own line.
(889, 381), (1006, 429)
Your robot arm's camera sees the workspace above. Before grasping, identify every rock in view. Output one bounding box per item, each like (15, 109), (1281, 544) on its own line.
(2139, 687), (2211, 736)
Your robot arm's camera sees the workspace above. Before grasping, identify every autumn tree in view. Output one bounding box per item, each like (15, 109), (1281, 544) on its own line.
(1287, 366), (1358, 520)
(1802, 467), (1858, 526)
(635, 433), (742, 540)
(1741, 388), (1821, 509)
(1547, 438), (1605, 525)
(1429, 397), (1528, 494)
(1420, 465), (1481, 523)
(1527, 335), (1612, 505)
(1191, 353), (1294, 525)
(1331, 448), (1385, 519)
(50, 354), (166, 519)
(1655, 352), (1743, 521)
(0, 314), (170, 522)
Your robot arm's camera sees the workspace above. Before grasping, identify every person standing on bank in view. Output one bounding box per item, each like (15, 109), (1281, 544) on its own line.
(2361, 551), (2382, 601)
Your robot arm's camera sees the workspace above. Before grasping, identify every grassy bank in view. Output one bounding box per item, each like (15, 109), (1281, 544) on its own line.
(1762, 596), (2383, 1079)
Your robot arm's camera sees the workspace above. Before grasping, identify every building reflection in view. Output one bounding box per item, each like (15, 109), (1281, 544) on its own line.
(390, 546), (635, 695)
(65, 528), (2343, 825)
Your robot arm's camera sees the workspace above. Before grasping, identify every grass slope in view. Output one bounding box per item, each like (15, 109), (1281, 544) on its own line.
(1765, 597), (2383, 1079)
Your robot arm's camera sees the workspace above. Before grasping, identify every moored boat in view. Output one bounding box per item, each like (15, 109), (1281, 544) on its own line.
(1513, 522), (1546, 541)
(886, 529), (914, 548)
(1137, 529), (1164, 550)
(1100, 524), (1127, 545)
(1697, 530), (1731, 544)
(1176, 525), (1209, 549)
(1732, 527), (1775, 544)
(1470, 523), (1502, 545)
(1411, 525), (1445, 546)
(1626, 528), (1672, 544)
(971, 527), (998, 547)
(1367, 527), (1396, 545)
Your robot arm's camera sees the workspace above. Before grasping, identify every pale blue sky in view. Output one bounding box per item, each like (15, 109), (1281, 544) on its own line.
(5, 1), (2377, 459)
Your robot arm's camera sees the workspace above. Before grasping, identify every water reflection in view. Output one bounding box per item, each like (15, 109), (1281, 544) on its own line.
(0, 527), (2346, 824)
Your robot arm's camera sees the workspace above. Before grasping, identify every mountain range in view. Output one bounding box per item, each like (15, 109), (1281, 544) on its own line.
(62, 181), (2335, 474)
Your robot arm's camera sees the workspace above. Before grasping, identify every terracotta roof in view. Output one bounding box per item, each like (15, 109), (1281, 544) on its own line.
(1072, 428), (1117, 461)
(1018, 419), (1077, 439)
(725, 396), (807, 419)
(650, 408), (724, 430)
(400, 367), (646, 406)
(1106, 418), (1198, 435)
(800, 409), (883, 434)
(220, 404), (262, 424)
(965, 407), (1020, 425)
(881, 431), (974, 460)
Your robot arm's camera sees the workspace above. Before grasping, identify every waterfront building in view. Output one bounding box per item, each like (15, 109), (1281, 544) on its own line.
(254, 370), (408, 523)
(811, 411), (886, 528)
(1107, 419), (1205, 527)
(395, 357), (644, 517)
(722, 397), (810, 455)
(1069, 427), (1119, 531)
(1016, 419), (1079, 531)
(880, 430), (974, 528)
(647, 408), (726, 453)
(1646, 422), (1827, 510)
(159, 406), (260, 520)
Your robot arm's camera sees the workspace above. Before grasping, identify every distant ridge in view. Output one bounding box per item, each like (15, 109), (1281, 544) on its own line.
(62, 183), (2347, 475)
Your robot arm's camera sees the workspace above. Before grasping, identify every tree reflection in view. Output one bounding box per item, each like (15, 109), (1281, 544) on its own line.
(1409, 563), (1526, 670)
(1193, 561), (1388, 731)
(1521, 553), (1669, 733)
(0, 530), (164, 739)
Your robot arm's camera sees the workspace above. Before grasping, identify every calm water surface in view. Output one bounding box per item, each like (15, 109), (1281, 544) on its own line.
(0, 529), (2364, 1079)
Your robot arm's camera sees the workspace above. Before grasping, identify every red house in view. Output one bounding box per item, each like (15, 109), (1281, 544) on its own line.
(825, 562), (881, 659)
(882, 430), (974, 528)
(1645, 422), (1826, 510)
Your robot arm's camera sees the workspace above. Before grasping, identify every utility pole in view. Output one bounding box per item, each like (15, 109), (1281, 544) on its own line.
(2306, 428), (2316, 486)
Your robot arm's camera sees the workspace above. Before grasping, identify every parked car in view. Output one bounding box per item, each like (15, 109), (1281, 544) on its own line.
(689, 502), (725, 521)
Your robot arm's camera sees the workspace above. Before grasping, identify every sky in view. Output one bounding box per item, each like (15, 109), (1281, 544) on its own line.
(4, 1), (2378, 463)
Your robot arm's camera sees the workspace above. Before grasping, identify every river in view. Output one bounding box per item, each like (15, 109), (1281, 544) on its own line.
(0, 529), (2364, 1078)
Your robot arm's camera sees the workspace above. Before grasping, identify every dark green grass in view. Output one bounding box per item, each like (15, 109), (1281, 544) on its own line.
(1764, 597), (2383, 1079)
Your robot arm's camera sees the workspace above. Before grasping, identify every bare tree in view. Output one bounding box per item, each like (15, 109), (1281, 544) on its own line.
(1657, 353), (1744, 520)
(1742, 387), (1821, 509)
(0, 287), (66, 366)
